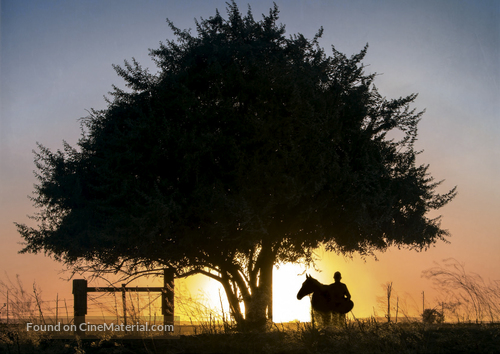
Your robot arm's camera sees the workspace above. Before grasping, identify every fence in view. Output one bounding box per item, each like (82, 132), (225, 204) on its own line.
(0, 270), (175, 336)
(73, 268), (174, 335)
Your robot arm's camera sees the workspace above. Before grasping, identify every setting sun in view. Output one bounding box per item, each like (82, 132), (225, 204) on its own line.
(273, 264), (311, 323)
(175, 264), (312, 324)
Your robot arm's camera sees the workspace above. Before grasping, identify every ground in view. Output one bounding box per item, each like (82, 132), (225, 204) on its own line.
(1, 322), (499, 353)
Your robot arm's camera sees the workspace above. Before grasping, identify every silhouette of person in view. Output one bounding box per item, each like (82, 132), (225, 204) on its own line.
(327, 271), (352, 314)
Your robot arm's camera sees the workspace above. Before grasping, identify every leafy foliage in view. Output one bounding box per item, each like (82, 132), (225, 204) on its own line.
(17, 1), (456, 326)
(422, 308), (445, 324)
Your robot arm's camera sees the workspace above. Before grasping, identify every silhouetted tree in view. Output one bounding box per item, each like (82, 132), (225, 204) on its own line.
(422, 308), (445, 324)
(386, 282), (393, 323)
(16, 1), (456, 328)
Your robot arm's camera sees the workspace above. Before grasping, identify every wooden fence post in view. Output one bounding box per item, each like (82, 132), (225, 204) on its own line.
(162, 268), (174, 333)
(55, 293), (59, 325)
(6, 290), (9, 325)
(73, 279), (87, 335)
(122, 284), (127, 329)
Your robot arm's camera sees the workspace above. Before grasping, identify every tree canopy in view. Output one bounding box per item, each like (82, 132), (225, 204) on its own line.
(17, 2), (456, 327)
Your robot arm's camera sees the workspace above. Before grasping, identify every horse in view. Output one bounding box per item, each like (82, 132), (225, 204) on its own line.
(297, 274), (354, 326)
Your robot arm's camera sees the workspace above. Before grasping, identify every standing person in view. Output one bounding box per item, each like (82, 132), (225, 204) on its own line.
(329, 271), (351, 302)
(327, 271), (353, 324)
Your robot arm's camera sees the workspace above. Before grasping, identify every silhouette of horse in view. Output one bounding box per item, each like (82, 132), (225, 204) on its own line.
(297, 274), (354, 326)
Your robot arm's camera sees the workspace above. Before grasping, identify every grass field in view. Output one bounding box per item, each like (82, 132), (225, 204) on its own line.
(1, 321), (499, 354)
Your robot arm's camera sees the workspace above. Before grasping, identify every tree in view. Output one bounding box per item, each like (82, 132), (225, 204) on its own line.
(422, 308), (444, 324)
(16, 2), (456, 328)
(385, 282), (394, 323)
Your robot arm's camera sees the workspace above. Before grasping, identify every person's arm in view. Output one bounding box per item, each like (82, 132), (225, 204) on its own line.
(344, 285), (351, 300)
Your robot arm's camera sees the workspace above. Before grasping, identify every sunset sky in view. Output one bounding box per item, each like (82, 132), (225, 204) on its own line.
(1, 0), (499, 323)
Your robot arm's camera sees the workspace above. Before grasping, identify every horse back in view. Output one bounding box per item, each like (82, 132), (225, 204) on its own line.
(311, 292), (354, 314)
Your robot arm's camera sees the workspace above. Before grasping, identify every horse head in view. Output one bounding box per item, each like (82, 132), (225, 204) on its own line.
(297, 274), (317, 300)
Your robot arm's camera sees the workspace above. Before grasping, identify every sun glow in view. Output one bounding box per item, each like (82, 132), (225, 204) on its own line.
(273, 263), (311, 323)
(120, 247), (430, 324)
(176, 264), (312, 324)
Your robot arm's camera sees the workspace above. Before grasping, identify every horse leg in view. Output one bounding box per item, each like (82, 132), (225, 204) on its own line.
(332, 312), (346, 327)
(321, 312), (331, 328)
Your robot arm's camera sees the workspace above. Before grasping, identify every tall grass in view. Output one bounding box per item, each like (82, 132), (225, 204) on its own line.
(1, 292), (499, 354)
(0, 274), (54, 325)
(2, 265), (499, 353)
(423, 258), (500, 323)
(0, 275), (52, 349)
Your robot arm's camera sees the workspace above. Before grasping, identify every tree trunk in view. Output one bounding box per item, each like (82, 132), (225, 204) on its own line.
(212, 242), (276, 331)
(220, 273), (245, 325)
(242, 251), (274, 329)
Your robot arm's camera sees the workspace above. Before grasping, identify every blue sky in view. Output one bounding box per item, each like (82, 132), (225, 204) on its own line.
(1, 0), (499, 320)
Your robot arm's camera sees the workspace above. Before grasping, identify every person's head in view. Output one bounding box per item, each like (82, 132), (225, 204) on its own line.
(334, 271), (342, 282)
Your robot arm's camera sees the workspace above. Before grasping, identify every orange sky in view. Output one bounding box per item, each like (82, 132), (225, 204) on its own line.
(1, 0), (499, 323)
